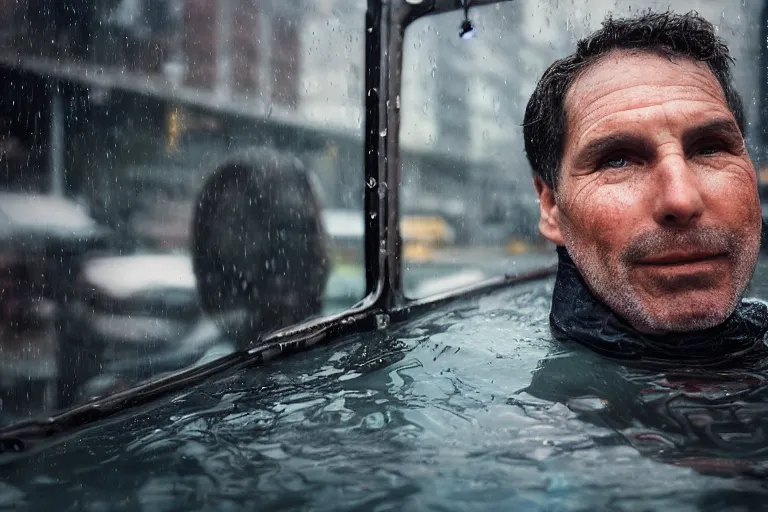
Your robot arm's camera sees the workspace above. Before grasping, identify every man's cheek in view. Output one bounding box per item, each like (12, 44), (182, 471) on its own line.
(576, 196), (635, 244)
(705, 175), (760, 227)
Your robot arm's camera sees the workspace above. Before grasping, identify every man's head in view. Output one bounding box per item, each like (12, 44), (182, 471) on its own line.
(524, 11), (761, 334)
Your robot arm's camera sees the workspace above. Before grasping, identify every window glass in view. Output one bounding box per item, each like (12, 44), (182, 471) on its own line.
(400, 0), (763, 300)
(0, 0), (365, 423)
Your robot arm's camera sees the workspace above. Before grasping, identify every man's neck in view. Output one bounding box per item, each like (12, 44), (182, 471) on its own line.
(550, 246), (768, 366)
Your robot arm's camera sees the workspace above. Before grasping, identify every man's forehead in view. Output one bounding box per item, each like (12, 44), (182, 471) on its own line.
(564, 50), (730, 132)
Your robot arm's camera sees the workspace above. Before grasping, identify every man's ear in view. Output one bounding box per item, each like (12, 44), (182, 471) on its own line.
(533, 177), (565, 246)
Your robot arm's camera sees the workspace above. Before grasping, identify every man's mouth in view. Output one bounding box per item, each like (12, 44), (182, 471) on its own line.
(635, 251), (729, 267)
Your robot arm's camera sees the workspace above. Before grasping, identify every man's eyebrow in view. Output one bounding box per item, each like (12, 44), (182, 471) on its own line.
(572, 118), (743, 168)
(574, 133), (654, 167)
(681, 118), (743, 148)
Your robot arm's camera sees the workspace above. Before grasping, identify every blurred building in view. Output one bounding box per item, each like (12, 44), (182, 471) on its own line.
(399, 0), (761, 243)
(0, 0), (762, 246)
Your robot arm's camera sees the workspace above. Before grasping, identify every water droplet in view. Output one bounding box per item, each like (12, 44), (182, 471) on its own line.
(363, 412), (386, 429)
(379, 128), (388, 137)
(367, 177), (377, 189)
(378, 182), (388, 199)
(375, 313), (390, 330)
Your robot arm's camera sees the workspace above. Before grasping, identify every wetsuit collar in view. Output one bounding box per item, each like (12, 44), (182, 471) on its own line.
(550, 246), (768, 365)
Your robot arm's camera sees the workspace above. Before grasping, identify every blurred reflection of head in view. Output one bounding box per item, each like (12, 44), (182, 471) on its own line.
(191, 147), (330, 347)
(523, 11), (766, 357)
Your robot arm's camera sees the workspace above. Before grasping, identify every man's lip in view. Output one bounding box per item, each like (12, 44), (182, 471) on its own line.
(635, 252), (728, 266)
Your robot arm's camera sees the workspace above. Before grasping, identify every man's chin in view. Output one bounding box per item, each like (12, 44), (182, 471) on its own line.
(629, 298), (736, 334)
(641, 312), (729, 334)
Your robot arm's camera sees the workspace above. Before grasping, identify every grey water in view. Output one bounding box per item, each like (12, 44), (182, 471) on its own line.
(5, 266), (768, 510)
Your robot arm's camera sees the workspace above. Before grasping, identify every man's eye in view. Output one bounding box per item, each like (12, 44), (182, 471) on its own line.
(696, 145), (723, 156)
(599, 156), (628, 169)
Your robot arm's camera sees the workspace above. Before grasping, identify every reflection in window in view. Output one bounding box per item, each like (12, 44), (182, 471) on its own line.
(0, 70), (48, 193)
(400, 2), (555, 299)
(232, 0), (260, 95)
(272, 11), (301, 109)
(0, 0), (365, 425)
(435, 46), (469, 154)
(183, 0), (218, 89)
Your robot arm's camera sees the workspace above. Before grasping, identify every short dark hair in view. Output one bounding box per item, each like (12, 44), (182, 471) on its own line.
(523, 10), (745, 189)
(192, 147), (330, 346)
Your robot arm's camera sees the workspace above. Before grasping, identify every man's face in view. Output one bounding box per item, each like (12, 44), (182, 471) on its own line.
(535, 51), (761, 333)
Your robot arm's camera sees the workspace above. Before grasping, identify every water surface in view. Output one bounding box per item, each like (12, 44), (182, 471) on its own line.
(4, 272), (768, 511)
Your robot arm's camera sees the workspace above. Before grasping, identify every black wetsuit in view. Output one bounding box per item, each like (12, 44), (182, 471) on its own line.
(525, 246), (768, 477)
(550, 245), (768, 367)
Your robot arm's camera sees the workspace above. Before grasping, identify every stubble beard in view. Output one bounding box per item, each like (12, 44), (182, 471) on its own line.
(563, 228), (759, 334)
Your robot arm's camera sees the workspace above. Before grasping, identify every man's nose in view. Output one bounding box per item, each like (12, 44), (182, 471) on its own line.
(652, 154), (705, 227)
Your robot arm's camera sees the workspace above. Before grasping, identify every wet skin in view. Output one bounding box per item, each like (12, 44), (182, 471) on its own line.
(535, 51), (761, 333)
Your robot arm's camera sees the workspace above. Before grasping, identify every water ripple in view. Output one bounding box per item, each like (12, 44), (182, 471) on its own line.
(4, 278), (768, 510)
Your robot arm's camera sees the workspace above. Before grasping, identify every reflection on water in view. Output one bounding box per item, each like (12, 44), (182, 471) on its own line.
(6, 272), (768, 509)
(526, 343), (768, 477)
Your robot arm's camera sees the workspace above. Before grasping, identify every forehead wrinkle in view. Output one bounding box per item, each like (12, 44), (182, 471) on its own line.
(570, 84), (726, 121)
(570, 97), (735, 155)
(568, 82), (728, 129)
(568, 49), (723, 97)
(563, 52), (729, 151)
